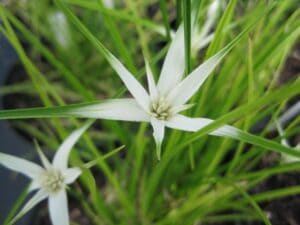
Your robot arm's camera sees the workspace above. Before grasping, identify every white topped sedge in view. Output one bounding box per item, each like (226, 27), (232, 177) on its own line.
(67, 24), (246, 160)
(0, 123), (91, 225)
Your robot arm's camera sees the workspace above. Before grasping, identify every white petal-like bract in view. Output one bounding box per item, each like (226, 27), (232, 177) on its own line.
(165, 114), (240, 137)
(63, 167), (82, 184)
(106, 52), (150, 111)
(34, 140), (52, 170)
(69, 99), (151, 122)
(167, 48), (228, 107)
(28, 180), (41, 192)
(11, 190), (48, 224)
(157, 26), (185, 96)
(53, 121), (92, 170)
(168, 24), (252, 107)
(0, 152), (43, 179)
(151, 118), (165, 160)
(49, 190), (69, 225)
(145, 58), (158, 99)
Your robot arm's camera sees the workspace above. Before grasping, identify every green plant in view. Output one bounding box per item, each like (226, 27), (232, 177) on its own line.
(0, 0), (299, 224)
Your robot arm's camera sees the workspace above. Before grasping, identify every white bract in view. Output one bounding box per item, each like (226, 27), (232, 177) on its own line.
(0, 123), (90, 225)
(103, 0), (114, 8)
(276, 120), (300, 163)
(167, 0), (222, 49)
(268, 101), (300, 132)
(192, 0), (222, 51)
(66, 22), (250, 160)
(48, 11), (71, 49)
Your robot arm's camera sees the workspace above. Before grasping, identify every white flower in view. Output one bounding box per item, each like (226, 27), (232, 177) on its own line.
(0, 12), (294, 160)
(48, 11), (71, 49)
(192, 0), (222, 51)
(66, 24), (247, 160)
(0, 123), (91, 225)
(103, 0), (114, 8)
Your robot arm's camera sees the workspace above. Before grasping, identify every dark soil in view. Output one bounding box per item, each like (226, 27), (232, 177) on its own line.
(252, 172), (300, 225)
(2, 63), (42, 109)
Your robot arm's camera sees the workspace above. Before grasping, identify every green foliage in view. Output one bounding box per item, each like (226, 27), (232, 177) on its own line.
(0, 0), (299, 224)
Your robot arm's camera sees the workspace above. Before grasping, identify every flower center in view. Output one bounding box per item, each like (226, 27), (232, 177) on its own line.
(150, 97), (172, 120)
(41, 170), (64, 193)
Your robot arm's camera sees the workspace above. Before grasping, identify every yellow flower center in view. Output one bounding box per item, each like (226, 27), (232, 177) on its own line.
(150, 97), (172, 120)
(41, 170), (64, 193)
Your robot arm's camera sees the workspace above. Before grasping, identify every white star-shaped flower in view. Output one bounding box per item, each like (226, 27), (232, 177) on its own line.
(0, 123), (90, 225)
(66, 25), (247, 160)
(0, 10), (294, 160)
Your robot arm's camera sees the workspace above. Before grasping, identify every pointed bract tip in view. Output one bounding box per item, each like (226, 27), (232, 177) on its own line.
(156, 142), (162, 161)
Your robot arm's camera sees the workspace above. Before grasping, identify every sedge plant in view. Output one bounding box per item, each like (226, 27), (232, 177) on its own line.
(0, 0), (299, 225)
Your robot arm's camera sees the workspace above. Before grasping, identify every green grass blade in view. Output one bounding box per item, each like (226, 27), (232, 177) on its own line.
(95, 0), (137, 73)
(2, 7), (94, 101)
(231, 184), (272, 225)
(182, 80), (300, 148)
(183, 0), (192, 75)
(176, 0), (182, 27)
(159, 0), (171, 40)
